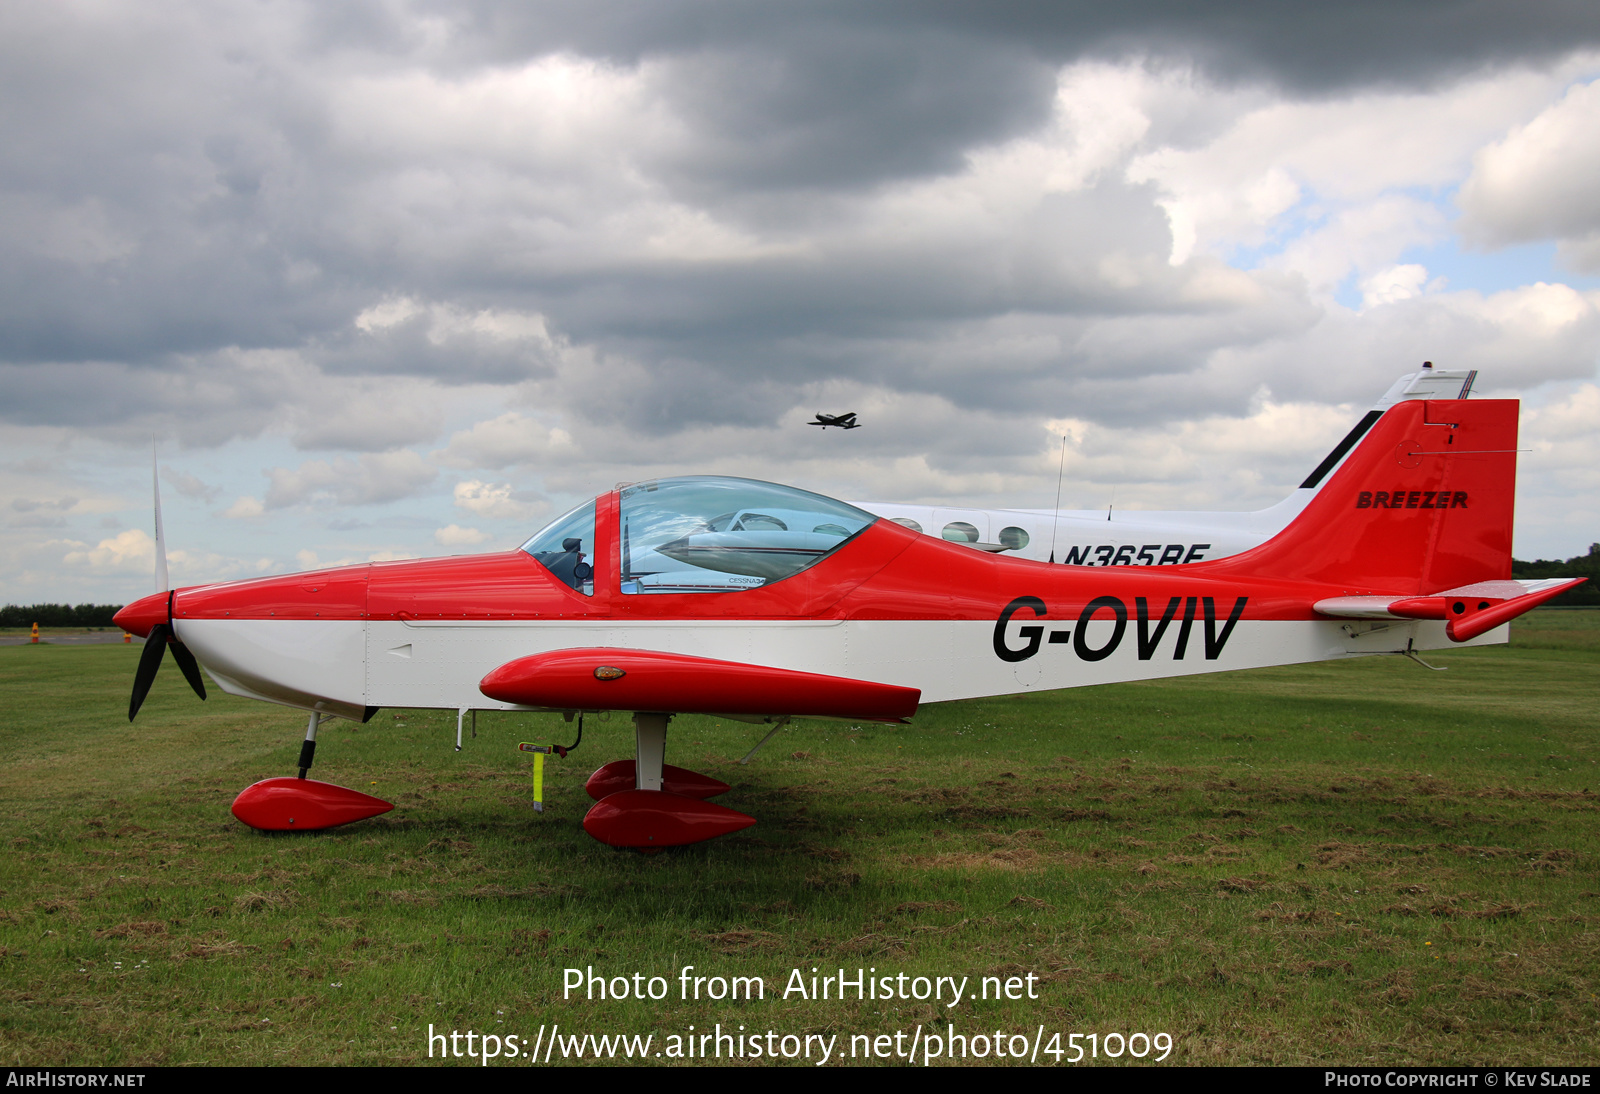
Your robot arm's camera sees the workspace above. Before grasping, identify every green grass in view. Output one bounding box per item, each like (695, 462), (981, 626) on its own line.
(2, 611), (1598, 1066)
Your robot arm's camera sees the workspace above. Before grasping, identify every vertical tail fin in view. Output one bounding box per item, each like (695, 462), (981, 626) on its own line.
(1210, 399), (1517, 593)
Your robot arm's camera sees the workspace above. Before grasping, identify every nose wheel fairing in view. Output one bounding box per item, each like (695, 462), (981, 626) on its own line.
(231, 710), (395, 832)
(231, 777), (394, 831)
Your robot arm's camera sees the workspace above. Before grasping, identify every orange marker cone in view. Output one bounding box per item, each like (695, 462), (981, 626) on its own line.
(30, 622), (39, 644)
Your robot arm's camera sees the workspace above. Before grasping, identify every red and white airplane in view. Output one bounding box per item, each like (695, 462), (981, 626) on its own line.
(114, 394), (1582, 849)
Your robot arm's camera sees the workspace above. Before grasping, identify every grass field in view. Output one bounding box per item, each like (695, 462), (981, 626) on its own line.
(2, 612), (1597, 1067)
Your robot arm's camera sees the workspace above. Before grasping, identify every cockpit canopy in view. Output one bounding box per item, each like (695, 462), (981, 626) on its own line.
(520, 498), (597, 594)
(520, 476), (877, 595)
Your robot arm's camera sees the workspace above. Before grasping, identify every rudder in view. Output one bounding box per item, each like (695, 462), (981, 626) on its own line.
(1207, 399), (1517, 594)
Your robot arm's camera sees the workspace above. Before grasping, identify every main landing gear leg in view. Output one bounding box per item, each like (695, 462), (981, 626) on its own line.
(634, 712), (669, 791)
(297, 711), (325, 779)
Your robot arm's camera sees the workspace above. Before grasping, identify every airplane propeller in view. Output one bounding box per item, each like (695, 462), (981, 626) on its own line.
(126, 450), (207, 721)
(127, 602), (207, 722)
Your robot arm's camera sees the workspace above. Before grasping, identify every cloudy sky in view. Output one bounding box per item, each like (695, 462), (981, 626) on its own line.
(5, 1), (1600, 604)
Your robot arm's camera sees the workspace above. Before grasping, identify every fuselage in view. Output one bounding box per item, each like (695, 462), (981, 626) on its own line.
(116, 509), (1500, 723)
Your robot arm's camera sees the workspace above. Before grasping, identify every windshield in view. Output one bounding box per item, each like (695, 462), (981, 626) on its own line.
(519, 499), (596, 595)
(619, 477), (875, 593)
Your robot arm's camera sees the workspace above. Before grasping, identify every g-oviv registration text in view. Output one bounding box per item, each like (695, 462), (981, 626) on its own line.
(564, 966), (1041, 1007)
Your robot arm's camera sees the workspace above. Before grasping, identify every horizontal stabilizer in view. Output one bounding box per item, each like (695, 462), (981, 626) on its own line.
(1314, 578), (1585, 641)
(480, 648), (920, 722)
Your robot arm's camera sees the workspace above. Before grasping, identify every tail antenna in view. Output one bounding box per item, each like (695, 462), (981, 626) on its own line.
(152, 444), (169, 593)
(1048, 434), (1066, 564)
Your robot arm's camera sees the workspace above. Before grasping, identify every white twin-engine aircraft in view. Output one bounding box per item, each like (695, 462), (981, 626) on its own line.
(856, 365), (1480, 565)
(113, 371), (1581, 850)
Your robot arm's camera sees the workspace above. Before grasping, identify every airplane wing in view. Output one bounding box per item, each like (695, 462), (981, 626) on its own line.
(479, 647), (920, 723)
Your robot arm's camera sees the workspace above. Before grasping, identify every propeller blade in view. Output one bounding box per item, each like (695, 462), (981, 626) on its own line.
(168, 638), (208, 701)
(153, 447), (168, 593)
(128, 623), (169, 722)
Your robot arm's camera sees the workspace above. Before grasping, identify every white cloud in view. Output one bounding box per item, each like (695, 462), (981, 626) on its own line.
(287, 378), (448, 453)
(63, 528), (153, 572)
(1477, 282), (1596, 339)
(353, 297), (423, 333)
(354, 297), (557, 347)
(1127, 62), (1597, 274)
(434, 524), (489, 547)
(959, 62), (1177, 204)
(1523, 381), (1600, 443)
(223, 495), (264, 519)
(1460, 77), (1600, 268)
(1511, 383), (1600, 558)
(453, 479), (544, 521)
(1269, 197), (1446, 297)
(160, 467), (219, 503)
(1360, 264), (1431, 310)
(264, 450), (437, 509)
(59, 526), (276, 586)
(438, 414), (578, 471)
(1041, 393), (1359, 508)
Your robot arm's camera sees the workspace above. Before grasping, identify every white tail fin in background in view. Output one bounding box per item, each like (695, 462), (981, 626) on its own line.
(153, 445), (169, 593)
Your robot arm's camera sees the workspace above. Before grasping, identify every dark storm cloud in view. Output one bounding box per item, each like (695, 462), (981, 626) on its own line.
(500, 180), (1316, 434)
(0, 358), (285, 442)
(542, 180), (1180, 345)
(353, 0), (1600, 211)
(3, 0), (1598, 452)
(436, 1), (1600, 115)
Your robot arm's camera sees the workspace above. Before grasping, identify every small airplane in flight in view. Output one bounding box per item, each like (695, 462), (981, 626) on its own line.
(808, 412), (861, 429)
(114, 390), (1580, 850)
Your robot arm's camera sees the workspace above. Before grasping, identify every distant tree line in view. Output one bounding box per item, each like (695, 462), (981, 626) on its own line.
(1512, 543), (1600, 606)
(0, 603), (124, 628)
